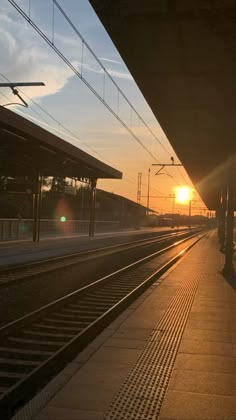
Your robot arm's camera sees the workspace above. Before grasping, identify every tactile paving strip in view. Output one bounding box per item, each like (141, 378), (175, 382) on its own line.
(11, 332), (112, 420)
(105, 270), (201, 419)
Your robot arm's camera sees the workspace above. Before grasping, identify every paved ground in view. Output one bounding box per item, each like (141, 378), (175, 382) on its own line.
(13, 230), (236, 419)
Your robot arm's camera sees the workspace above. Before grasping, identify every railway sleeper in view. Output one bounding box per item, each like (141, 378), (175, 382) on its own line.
(33, 323), (81, 334)
(76, 296), (115, 303)
(102, 286), (134, 292)
(51, 312), (100, 321)
(0, 372), (25, 387)
(0, 361), (36, 374)
(21, 329), (74, 340)
(43, 317), (91, 327)
(92, 290), (126, 298)
(62, 307), (101, 315)
(81, 297), (117, 304)
(0, 346), (52, 359)
(6, 337), (63, 351)
(0, 358), (38, 367)
(68, 304), (110, 312)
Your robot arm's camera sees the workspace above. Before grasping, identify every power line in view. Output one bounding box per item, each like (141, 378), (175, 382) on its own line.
(0, 72), (139, 189)
(7, 0), (177, 164)
(0, 90), (13, 104)
(53, 0), (174, 158)
(0, 90), (174, 207)
(0, 72), (120, 168)
(0, 87), (163, 207)
(5, 1), (188, 188)
(53, 1), (189, 190)
(0, 73), (185, 194)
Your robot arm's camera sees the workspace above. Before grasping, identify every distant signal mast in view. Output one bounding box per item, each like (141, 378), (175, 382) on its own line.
(137, 172), (142, 204)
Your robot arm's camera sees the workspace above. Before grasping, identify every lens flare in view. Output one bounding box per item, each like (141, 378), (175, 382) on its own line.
(54, 198), (74, 235)
(176, 187), (191, 204)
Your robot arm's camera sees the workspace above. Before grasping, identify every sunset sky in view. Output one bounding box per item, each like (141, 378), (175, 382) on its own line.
(0, 0), (206, 215)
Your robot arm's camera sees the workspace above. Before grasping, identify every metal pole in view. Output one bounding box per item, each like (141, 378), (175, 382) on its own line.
(219, 186), (227, 251)
(223, 183), (234, 276)
(80, 187), (84, 219)
(32, 173), (39, 242)
(188, 200), (192, 228)
(172, 194), (175, 214)
(146, 168), (150, 216)
(37, 174), (42, 242)
(89, 178), (97, 237)
(32, 172), (42, 242)
(120, 197), (125, 228)
(137, 172), (142, 204)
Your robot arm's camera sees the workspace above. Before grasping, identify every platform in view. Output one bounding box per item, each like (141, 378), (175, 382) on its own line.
(0, 227), (182, 269)
(13, 230), (236, 419)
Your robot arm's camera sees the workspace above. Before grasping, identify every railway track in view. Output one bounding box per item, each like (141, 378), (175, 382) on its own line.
(0, 228), (197, 288)
(0, 229), (205, 418)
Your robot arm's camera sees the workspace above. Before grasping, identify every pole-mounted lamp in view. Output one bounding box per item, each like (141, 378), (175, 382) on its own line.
(146, 168), (151, 216)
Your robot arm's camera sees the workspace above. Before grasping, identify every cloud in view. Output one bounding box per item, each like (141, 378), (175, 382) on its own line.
(80, 61), (133, 81)
(0, 2), (133, 105)
(107, 69), (133, 80)
(54, 32), (79, 48)
(0, 10), (74, 100)
(99, 57), (122, 65)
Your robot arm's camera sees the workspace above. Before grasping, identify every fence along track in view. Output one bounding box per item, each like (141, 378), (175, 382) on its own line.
(0, 231), (205, 418)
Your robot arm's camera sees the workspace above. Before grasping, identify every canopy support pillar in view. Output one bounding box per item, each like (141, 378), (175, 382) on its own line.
(89, 178), (97, 237)
(223, 183), (235, 276)
(32, 172), (42, 242)
(218, 186), (227, 251)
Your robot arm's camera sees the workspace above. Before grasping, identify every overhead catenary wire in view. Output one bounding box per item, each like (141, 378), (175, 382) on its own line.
(0, 96), (178, 208)
(0, 83), (177, 207)
(52, 0), (190, 185)
(0, 73), (139, 188)
(6, 1), (189, 189)
(53, 0), (173, 156)
(7, 0), (186, 175)
(8, 0), (160, 162)
(0, 80), (179, 202)
(0, 72), (118, 166)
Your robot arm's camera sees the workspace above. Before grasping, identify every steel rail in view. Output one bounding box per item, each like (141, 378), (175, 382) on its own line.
(0, 230), (205, 418)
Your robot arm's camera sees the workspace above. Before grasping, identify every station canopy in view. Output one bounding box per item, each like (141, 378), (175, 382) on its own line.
(0, 107), (122, 181)
(89, 0), (236, 209)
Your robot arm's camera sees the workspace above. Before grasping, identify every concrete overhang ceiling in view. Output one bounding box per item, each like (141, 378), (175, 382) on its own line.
(90, 0), (236, 209)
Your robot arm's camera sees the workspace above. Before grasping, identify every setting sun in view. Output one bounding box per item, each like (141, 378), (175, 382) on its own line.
(176, 186), (191, 204)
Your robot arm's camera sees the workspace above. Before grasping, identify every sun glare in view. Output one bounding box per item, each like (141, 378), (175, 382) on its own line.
(176, 186), (191, 204)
